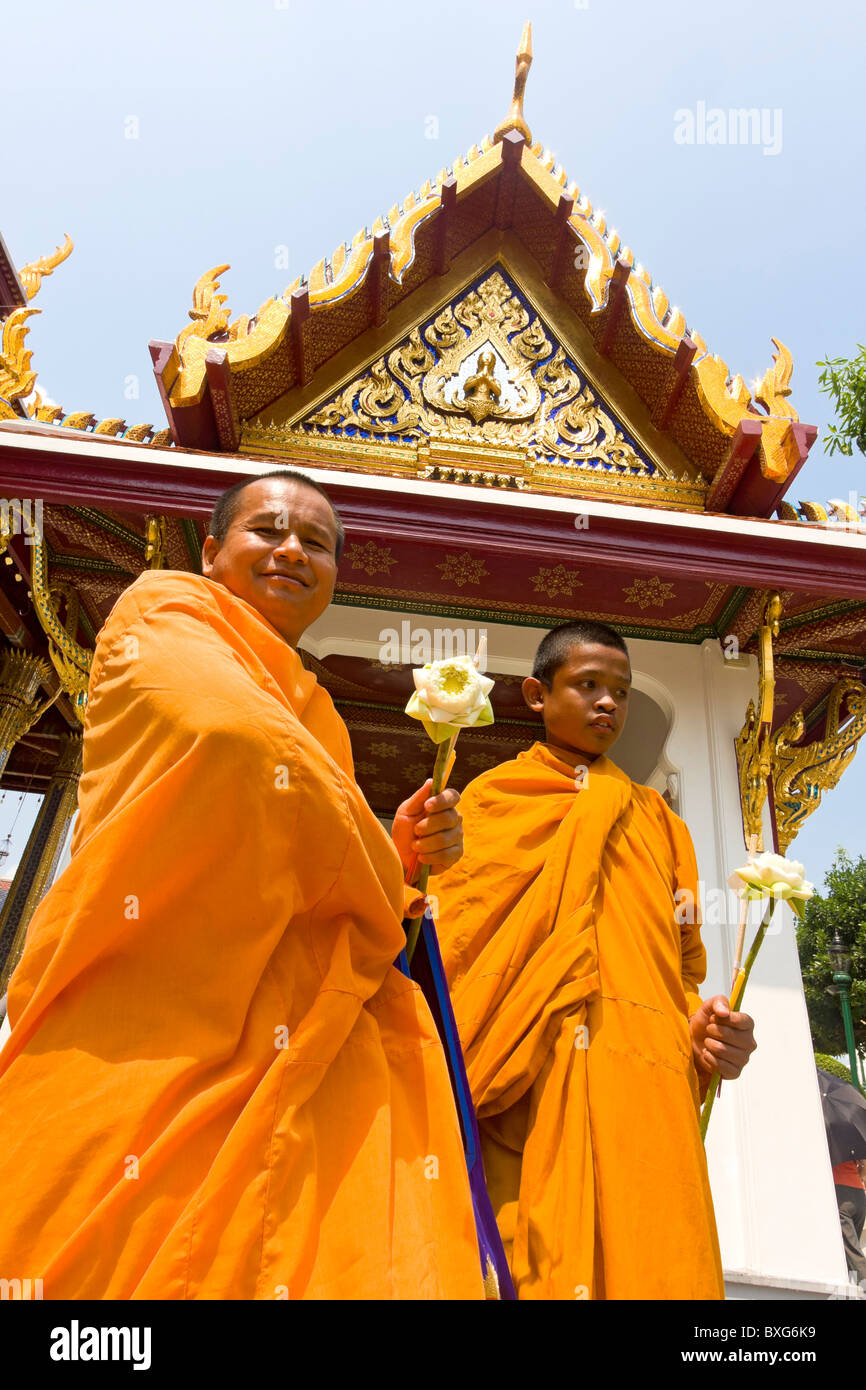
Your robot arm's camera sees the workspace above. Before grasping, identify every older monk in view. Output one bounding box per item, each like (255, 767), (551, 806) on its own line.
(0, 469), (485, 1300)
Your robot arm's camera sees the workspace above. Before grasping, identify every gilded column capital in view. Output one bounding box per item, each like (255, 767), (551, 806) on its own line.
(52, 731), (83, 783)
(0, 649), (54, 775)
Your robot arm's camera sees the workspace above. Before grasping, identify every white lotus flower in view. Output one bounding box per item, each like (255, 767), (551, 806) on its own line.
(406, 655), (495, 744)
(728, 851), (815, 918)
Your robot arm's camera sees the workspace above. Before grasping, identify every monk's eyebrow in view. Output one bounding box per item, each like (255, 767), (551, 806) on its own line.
(574, 667), (632, 683)
(246, 510), (331, 538)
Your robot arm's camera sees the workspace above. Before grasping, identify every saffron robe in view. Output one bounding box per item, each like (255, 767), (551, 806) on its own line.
(433, 742), (725, 1300)
(0, 571), (483, 1300)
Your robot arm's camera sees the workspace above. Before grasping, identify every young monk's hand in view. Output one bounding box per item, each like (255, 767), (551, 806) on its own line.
(689, 996), (757, 1096)
(391, 779), (463, 880)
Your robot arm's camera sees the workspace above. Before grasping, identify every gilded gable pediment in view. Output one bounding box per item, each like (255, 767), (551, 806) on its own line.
(243, 265), (700, 503)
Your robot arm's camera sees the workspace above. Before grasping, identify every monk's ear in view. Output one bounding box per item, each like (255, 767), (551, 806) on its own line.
(522, 676), (546, 714)
(201, 535), (219, 575)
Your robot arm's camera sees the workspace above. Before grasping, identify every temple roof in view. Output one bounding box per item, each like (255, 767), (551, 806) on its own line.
(151, 64), (816, 520)
(0, 27), (824, 524)
(0, 233), (26, 318)
(0, 26), (860, 830)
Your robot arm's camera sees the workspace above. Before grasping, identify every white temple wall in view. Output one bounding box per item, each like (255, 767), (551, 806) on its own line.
(633, 635), (849, 1297)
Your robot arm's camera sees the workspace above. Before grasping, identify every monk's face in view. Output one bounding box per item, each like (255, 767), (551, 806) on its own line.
(201, 479), (339, 646)
(521, 642), (631, 762)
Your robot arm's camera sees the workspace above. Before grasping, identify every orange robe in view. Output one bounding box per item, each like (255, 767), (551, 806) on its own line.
(433, 741), (724, 1300)
(0, 571), (483, 1300)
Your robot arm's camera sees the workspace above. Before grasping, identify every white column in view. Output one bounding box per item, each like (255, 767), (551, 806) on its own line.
(691, 638), (847, 1293)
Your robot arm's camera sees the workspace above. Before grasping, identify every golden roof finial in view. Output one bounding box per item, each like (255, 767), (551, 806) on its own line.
(494, 22), (533, 145)
(18, 234), (74, 301)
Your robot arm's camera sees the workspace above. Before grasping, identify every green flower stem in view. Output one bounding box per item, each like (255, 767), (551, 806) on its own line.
(404, 735), (456, 964)
(699, 897), (778, 1142)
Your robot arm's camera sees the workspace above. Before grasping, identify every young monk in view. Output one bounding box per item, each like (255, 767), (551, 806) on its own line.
(0, 469), (486, 1300)
(432, 620), (757, 1300)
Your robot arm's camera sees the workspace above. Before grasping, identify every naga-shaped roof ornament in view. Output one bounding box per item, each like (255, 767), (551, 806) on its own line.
(18, 234), (74, 301)
(494, 21), (533, 145)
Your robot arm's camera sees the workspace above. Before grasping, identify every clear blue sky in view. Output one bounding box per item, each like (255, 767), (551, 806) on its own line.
(2, 0), (864, 889)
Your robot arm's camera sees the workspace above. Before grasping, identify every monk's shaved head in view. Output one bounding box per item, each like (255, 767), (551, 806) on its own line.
(202, 472), (342, 647)
(209, 469), (345, 560)
(532, 620), (630, 688)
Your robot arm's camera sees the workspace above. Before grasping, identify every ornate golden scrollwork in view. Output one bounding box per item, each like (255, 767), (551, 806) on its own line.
(420, 280), (541, 425)
(176, 264), (232, 355)
(771, 679), (866, 853)
(0, 306), (41, 401)
(734, 591), (782, 849)
(0, 236), (74, 408)
(754, 338), (797, 420)
(27, 537), (93, 724)
(288, 269), (655, 475)
(175, 265), (252, 360)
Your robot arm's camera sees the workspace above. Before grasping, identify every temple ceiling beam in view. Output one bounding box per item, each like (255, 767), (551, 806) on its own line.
(652, 335), (697, 431)
(729, 422), (817, 518)
(291, 285), (312, 388)
(149, 340), (181, 446)
(205, 348), (240, 452)
(544, 191), (576, 293)
(599, 258), (632, 358)
(371, 230), (391, 329)
(0, 576), (37, 650)
(708, 417), (817, 517)
(433, 178), (457, 277)
(706, 418), (763, 510)
(493, 130), (524, 230)
(0, 232), (27, 318)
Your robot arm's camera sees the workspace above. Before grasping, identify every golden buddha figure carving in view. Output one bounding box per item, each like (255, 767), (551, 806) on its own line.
(462, 351), (502, 406)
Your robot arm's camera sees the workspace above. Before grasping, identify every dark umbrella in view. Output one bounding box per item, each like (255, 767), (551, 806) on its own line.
(817, 1069), (866, 1165)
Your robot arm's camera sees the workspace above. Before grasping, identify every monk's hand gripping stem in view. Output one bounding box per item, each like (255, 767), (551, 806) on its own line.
(404, 737), (455, 964)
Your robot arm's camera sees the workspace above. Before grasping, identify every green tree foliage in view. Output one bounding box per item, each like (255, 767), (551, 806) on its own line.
(796, 849), (866, 1060)
(817, 345), (866, 456)
(815, 1053), (852, 1083)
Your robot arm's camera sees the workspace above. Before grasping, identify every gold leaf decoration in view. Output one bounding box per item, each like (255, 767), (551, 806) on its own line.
(18, 234), (74, 301)
(0, 306), (40, 401)
(530, 564), (583, 599)
(370, 742), (399, 759)
(292, 269), (661, 477)
(772, 679), (866, 852)
(754, 338), (797, 420)
(622, 576), (676, 609)
(347, 541), (397, 576)
(436, 552), (489, 589)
